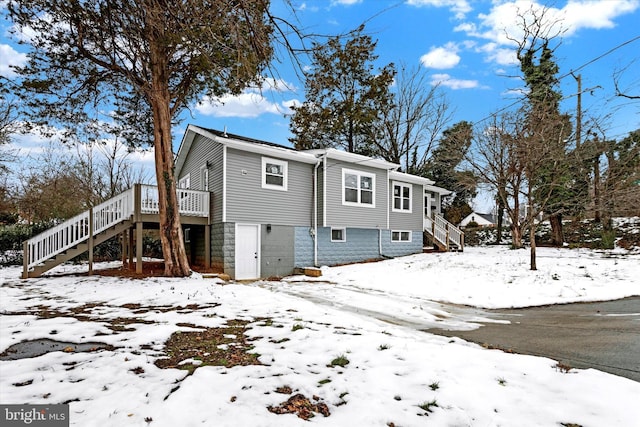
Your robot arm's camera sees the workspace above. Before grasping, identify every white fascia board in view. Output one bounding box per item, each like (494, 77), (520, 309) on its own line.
(424, 184), (452, 196)
(389, 170), (435, 186)
(174, 124), (200, 177)
(318, 148), (400, 170)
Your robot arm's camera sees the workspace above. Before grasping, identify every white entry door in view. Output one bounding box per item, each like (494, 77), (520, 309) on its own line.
(235, 224), (260, 280)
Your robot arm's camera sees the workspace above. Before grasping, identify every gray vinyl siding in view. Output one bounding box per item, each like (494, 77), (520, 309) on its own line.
(225, 148), (313, 226)
(176, 134), (224, 222)
(317, 165), (325, 226)
(322, 159), (388, 228)
(389, 183), (424, 230)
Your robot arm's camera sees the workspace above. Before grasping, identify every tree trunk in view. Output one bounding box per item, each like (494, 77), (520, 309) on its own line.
(495, 196), (504, 244)
(511, 223), (523, 249)
(529, 223), (537, 270)
(549, 213), (564, 246)
(149, 36), (190, 277)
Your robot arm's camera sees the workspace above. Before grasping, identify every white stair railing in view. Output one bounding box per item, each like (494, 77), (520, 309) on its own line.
(23, 185), (211, 275)
(25, 188), (135, 269)
(424, 214), (465, 251)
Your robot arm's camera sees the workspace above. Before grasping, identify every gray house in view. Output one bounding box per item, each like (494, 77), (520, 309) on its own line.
(21, 124), (462, 279)
(174, 125), (460, 280)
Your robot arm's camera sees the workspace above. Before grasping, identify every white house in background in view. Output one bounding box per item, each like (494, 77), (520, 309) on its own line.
(459, 212), (498, 228)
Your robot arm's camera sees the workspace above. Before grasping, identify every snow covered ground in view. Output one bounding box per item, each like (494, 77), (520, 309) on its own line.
(1, 245), (639, 426)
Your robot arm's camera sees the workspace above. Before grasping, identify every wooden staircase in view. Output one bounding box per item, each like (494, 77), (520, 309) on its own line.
(27, 220), (133, 278)
(424, 214), (464, 252)
(22, 185), (211, 278)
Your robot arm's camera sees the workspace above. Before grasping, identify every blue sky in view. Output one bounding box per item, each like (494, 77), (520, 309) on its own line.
(1, 0), (639, 209)
(188, 0), (640, 146)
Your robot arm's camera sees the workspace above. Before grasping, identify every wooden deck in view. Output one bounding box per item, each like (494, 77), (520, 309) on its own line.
(22, 184), (211, 278)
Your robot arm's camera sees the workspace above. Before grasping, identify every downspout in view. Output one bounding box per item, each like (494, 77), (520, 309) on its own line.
(313, 157), (322, 267)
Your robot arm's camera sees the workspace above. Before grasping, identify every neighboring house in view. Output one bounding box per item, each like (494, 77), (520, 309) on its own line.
(459, 211), (512, 228)
(21, 125), (461, 280)
(174, 125), (457, 279)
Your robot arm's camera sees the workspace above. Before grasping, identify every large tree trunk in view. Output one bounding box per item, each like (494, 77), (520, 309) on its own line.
(511, 223), (524, 249)
(149, 34), (190, 277)
(548, 213), (564, 246)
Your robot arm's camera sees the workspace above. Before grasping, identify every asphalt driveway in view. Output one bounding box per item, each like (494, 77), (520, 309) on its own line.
(427, 297), (640, 383)
(263, 281), (640, 383)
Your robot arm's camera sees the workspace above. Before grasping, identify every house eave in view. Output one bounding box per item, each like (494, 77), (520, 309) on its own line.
(306, 148), (400, 170)
(389, 170), (435, 186)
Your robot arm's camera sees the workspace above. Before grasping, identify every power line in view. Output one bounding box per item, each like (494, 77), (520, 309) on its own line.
(470, 34), (640, 129)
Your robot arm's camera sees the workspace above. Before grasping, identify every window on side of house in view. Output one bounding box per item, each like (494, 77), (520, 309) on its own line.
(342, 169), (375, 207)
(391, 230), (411, 242)
(178, 173), (191, 189)
(331, 228), (346, 242)
(262, 157), (288, 191)
(392, 182), (412, 212)
(184, 228), (191, 243)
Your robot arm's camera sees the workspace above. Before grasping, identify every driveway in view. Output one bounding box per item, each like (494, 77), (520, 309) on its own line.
(427, 297), (640, 383)
(260, 281), (640, 382)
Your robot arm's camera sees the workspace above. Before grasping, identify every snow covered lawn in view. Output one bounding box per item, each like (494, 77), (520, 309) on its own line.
(1, 246), (639, 426)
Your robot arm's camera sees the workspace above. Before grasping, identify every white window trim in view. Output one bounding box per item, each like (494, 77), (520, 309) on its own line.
(200, 165), (209, 192)
(391, 230), (412, 242)
(392, 181), (412, 213)
(178, 173), (191, 189)
(330, 227), (346, 242)
(261, 157), (288, 191)
(184, 228), (191, 243)
(342, 168), (376, 208)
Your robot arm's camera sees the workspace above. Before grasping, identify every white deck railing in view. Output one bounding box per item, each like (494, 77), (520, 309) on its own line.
(139, 185), (210, 217)
(24, 185), (209, 270)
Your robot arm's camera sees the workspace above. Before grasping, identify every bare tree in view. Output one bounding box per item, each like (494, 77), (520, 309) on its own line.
(469, 112), (528, 249)
(372, 64), (452, 173)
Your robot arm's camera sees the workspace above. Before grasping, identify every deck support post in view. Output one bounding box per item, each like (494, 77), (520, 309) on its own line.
(22, 241), (28, 279)
(88, 208), (94, 275)
(205, 225), (211, 269)
(128, 228), (134, 270)
(121, 229), (128, 268)
(136, 221), (143, 274)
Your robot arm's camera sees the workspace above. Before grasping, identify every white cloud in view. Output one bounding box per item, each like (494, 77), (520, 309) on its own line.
(331, 0), (362, 6)
(430, 73), (479, 89)
(477, 42), (518, 66)
(406, 0), (472, 19)
(196, 79), (299, 118)
(420, 42), (461, 69)
(455, 1), (640, 66)
(0, 44), (27, 77)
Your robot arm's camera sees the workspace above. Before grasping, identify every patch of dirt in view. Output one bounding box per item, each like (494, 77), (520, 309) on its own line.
(267, 393), (331, 420)
(154, 319), (262, 371)
(88, 261), (224, 279)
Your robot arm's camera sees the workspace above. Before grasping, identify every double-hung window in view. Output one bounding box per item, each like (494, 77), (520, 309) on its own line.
(262, 157), (288, 191)
(392, 182), (412, 212)
(343, 169), (375, 207)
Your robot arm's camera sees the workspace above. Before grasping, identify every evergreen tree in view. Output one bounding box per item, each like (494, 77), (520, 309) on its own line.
(289, 26), (395, 154)
(8, 0), (277, 276)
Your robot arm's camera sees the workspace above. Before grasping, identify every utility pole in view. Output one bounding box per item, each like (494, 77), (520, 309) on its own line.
(571, 73), (582, 148)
